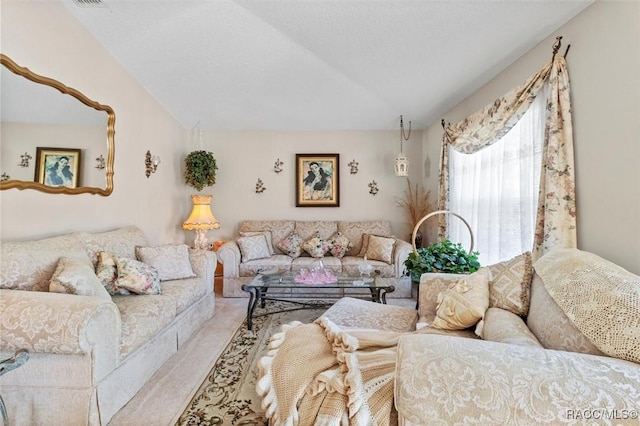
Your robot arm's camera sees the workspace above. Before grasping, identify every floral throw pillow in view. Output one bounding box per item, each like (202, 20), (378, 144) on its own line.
(327, 232), (352, 258)
(302, 233), (330, 258)
(114, 256), (161, 295)
(276, 233), (304, 258)
(49, 257), (112, 301)
(96, 251), (130, 295)
(135, 244), (196, 281)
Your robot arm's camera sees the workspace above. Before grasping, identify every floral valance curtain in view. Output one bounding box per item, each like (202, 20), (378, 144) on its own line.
(438, 55), (576, 260)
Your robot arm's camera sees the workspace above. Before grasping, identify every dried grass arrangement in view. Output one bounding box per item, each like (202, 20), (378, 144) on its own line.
(396, 178), (433, 235)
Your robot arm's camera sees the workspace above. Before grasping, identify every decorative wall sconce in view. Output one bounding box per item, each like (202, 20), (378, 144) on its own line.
(274, 158), (284, 173)
(145, 150), (161, 178)
(19, 152), (32, 168)
(394, 115), (411, 177)
(255, 178), (266, 193)
(95, 154), (106, 170)
(348, 159), (359, 174)
(368, 180), (379, 195)
(1, 173), (10, 182)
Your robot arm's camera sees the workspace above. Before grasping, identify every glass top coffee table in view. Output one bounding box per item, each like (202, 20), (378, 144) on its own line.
(241, 271), (395, 330)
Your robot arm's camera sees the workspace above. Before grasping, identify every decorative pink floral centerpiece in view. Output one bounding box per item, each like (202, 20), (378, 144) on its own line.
(294, 265), (337, 284)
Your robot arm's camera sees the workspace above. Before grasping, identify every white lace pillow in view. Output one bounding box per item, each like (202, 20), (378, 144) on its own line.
(237, 234), (271, 262)
(114, 257), (161, 295)
(365, 235), (396, 264)
(239, 231), (275, 255)
(49, 257), (111, 301)
(136, 244), (196, 281)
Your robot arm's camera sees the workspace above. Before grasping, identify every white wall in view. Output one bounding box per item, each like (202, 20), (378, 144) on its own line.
(423, 1), (640, 274)
(188, 129), (424, 245)
(0, 0), (187, 244)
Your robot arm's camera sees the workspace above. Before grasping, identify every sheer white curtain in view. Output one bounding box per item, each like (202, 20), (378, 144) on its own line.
(448, 87), (547, 265)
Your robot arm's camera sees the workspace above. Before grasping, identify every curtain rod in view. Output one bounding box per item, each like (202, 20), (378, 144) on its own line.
(552, 36), (571, 61)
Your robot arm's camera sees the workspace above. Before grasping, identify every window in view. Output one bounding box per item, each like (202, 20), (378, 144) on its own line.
(448, 88), (547, 265)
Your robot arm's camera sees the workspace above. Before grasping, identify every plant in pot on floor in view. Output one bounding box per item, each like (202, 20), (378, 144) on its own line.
(182, 150), (220, 250)
(404, 237), (480, 283)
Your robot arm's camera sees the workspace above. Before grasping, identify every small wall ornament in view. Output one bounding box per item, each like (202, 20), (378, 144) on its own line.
(1, 172), (10, 182)
(348, 159), (359, 174)
(274, 158), (284, 173)
(95, 154), (106, 170)
(368, 180), (379, 195)
(255, 178), (266, 193)
(19, 152), (32, 168)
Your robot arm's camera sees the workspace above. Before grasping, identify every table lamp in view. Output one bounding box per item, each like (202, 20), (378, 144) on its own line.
(182, 194), (220, 250)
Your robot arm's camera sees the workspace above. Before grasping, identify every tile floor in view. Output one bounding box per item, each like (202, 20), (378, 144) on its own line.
(108, 289), (416, 425)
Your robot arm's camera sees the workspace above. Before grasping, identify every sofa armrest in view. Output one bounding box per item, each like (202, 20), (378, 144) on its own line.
(393, 239), (412, 278)
(0, 289), (121, 357)
(395, 334), (640, 425)
(188, 248), (216, 294)
(217, 241), (241, 278)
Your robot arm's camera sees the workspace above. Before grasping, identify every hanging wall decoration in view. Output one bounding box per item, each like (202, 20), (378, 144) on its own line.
(348, 159), (359, 174)
(255, 178), (266, 193)
(295, 153), (340, 207)
(95, 154), (106, 170)
(274, 158), (284, 173)
(368, 180), (379, 195)
(19, 152), (32, 168)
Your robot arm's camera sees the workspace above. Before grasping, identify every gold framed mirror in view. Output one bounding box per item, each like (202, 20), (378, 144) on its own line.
(0, 53), (115, 195)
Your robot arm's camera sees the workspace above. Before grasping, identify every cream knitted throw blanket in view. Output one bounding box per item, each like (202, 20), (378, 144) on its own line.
(534, 248), (640, 364)
(256, 318), (404, 426)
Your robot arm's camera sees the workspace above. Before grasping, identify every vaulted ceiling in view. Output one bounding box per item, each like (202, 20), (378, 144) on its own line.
(62, 0), (593, 130)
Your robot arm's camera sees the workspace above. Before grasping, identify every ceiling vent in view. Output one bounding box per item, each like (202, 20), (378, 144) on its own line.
(72, 0), (107, 8)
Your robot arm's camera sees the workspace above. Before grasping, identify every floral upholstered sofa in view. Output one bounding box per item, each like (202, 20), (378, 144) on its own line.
(256, 248), (640, 425)
(218, 220), (412, 298)
(0, 226), (216, 425)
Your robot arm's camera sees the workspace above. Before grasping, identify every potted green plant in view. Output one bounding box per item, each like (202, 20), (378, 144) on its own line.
(184, 150), (218, 191)
(404, 238), (480, 283)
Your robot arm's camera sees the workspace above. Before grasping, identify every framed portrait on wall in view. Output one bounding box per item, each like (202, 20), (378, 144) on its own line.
(296, 153), (340, 207)
(34, 147), (81, 189)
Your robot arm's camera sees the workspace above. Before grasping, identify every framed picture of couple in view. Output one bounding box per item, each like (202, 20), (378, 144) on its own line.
(34, 147), (81, 189)
(296, 153), (340, 207)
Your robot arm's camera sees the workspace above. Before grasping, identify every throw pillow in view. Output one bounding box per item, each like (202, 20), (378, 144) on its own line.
(114, 256), (161, 295)
(239, 230), (275, 255)
(96, 251), (130, 295)
(487, 251), (532, 316)
(365, 235), (396, 264)
(301, 233), (330, 258)
(237, 234), (271, 262)
(49, 257), (111, 301)
(135, 244), (196, 281)
(276, 233), (304, 258)
(326, 232), (351, 258)
(432, 267), (491, 331)
(357, 233), (372, 257)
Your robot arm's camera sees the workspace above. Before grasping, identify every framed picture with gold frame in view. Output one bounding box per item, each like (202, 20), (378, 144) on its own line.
(34, 147), (81, 189)
(296, 153), (339, 207)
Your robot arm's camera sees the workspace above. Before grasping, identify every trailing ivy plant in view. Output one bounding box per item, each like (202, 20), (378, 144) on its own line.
(403, 238), (480, 282)
(184, 150), (218, 191)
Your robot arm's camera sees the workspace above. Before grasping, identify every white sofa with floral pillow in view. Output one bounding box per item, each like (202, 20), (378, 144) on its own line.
(217, 220), (413, 298)
(0, 226), (215, 425)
